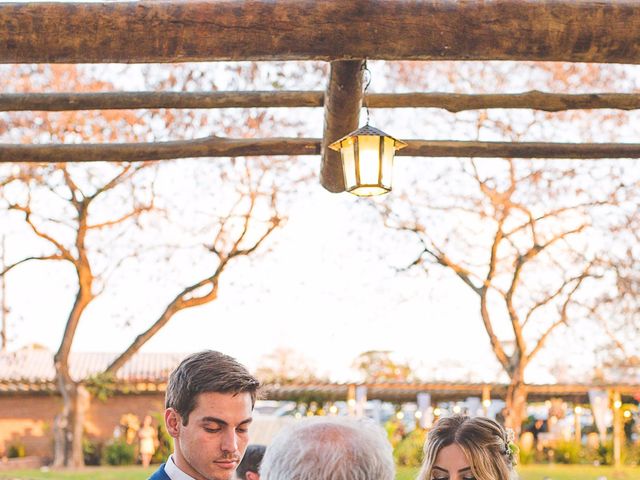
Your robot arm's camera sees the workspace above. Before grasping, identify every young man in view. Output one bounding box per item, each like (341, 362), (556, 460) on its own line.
(149, 350), (260, 480)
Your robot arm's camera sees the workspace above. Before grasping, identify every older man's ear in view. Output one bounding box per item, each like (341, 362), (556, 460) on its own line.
(245, 472), (260, 480)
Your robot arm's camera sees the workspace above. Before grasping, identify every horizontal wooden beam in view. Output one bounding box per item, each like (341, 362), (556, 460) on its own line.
(401, 141), (640, 159)
(369, 91), (640, 113)
(2, 1), (640, 64)
(4, 90), (640, 112)
(3, 138), (640, 163)
(0, 91), (324, 111)
(0, 138), (321, 163)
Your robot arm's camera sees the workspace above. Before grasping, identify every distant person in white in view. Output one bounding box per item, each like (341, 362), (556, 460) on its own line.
(259, 416), (395, 480)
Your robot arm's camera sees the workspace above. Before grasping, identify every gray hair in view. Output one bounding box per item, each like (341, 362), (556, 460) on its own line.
(260, 416), (395, 480)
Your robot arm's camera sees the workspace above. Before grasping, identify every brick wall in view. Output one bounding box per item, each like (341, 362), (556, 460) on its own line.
(0, 392), (165, 459)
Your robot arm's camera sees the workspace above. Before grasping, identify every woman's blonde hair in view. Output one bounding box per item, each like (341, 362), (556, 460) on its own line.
(418, 415), (517, 480)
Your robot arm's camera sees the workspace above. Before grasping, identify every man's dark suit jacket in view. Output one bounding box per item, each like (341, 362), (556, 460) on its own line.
(148, 463), (171, 480)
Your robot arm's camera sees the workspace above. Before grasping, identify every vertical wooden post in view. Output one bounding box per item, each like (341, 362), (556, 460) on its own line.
(355, 385), (367, 418)
(482, 385), (491, 416)
(320, 60), (364, 193)
(574, 405), (582, 443)
(347, 384), (357, 417)
(612, 391), (622, 469)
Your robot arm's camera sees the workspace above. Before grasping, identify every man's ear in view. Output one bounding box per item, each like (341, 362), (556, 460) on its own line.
(246, 472), (260, 480)
(165, 408), (181, 439)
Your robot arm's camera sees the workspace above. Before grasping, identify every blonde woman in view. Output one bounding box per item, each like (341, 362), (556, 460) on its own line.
(418, 415), (518, 480)
(138, 415), (158, 468)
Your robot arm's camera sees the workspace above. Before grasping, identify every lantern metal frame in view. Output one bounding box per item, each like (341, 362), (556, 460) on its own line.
(329, 124), (407, 196)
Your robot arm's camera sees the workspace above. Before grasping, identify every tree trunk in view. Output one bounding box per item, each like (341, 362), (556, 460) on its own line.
(53, 373), (90, 467)
(504, 368), (528, 437)
(71, 385), (90, 467)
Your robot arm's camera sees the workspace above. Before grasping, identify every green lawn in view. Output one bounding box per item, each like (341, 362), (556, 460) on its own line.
(0, 466), (155, 480)
(1, 465), (638, 480)
(398, 465), (639, 480)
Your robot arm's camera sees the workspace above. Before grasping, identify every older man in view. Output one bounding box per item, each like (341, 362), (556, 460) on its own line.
(259, 416), (395, 480)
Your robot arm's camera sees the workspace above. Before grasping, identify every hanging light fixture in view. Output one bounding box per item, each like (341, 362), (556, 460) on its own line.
(329, 61), (406, 197)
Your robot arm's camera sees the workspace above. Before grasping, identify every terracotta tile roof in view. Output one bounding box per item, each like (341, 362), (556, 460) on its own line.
(2, 348), (639, 403)
(0, 348), (187, 383)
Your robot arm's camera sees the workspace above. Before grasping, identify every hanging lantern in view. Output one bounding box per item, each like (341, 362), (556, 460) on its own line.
(329, 124), (407, 197)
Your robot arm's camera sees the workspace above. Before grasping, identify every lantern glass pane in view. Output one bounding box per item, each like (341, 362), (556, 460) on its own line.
(380, 136), (395, 188)
(357, 135), (381, 186)
(341, 142), (357, 190)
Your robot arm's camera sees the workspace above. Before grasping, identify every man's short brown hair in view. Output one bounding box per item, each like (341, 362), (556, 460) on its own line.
(166, 350), (260, 425)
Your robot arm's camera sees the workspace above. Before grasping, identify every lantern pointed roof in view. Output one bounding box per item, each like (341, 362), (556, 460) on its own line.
(328, 124), (407, 151)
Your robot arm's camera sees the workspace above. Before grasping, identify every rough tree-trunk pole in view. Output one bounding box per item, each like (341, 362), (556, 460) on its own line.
(6, 91), (640, 113)
(0, 91), (323, 111)
(6, 139), (640, 164)
(321, 60), (364, 193)
(0, 137), (321, 163)
(3, 1), (640, 64)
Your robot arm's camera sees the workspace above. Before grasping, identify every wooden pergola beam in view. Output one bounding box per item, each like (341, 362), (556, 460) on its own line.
(0, 138), (321, 163)
(401, 141), (640, 159)
(4, 138), (640, 164)
(3, 1), (640, 64)
(0, 91), (324, 112)
(369, 91), (640, 112)
(321, 61), (364, 192)
(5, 91), (640, 112)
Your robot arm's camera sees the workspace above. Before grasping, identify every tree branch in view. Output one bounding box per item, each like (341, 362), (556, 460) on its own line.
(528, 266), (594, 361)
(9, 203), (74, 261)
(0, 254), (68, 276)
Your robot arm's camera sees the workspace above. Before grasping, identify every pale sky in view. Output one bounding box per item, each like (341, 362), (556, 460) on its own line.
(1, 164), (595, 385)
(2, 60), (639, 384)
(2, 182), (494, 381)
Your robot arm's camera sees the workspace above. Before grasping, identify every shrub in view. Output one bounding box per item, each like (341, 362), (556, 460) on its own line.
(553, 440), (583, 464)
(624, 442), (640, 466)
(385, 419), (405, 449)
(517, 445), (535, 465)
(103, 439), (136, 466)
(585, 440), (613, 466)
(7, 443), (26, 458)
(82, 438), (102, 466)
(394, 428), (426, 467)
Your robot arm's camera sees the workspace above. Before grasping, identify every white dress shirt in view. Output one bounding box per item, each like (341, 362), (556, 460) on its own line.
(165, 454), (197, 480)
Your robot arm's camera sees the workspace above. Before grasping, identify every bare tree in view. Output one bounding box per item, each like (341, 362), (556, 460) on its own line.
(382, 157), (639, 434)
(353, 350), (414, 383)
(590, 215), (640, 382)
(374, 60), (640, 434)
(104, 156), (284, 375)
(0, 162), (154, 466)
(254, 347), (323, 384)
(0, 62), (313, 467)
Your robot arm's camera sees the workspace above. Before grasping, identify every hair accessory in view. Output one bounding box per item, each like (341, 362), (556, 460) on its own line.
(503, 428), (518, 467)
